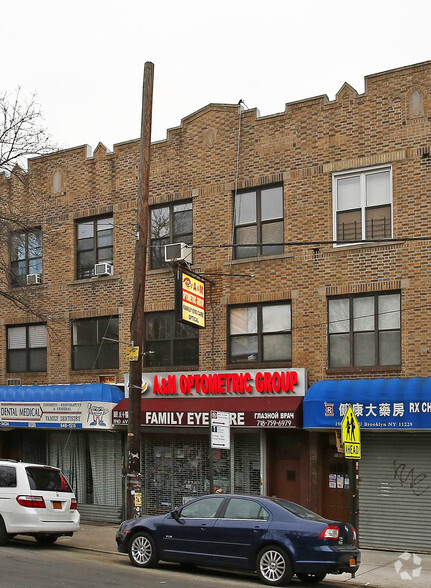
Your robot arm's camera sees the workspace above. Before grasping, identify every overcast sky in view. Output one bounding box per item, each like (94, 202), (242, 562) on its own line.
(3, 0), (431, 152)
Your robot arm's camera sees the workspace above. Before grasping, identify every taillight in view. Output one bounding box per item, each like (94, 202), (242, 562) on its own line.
(70, 498), (78, 510)
(17, 495), (46, 508)
(318, 525), (340, 540)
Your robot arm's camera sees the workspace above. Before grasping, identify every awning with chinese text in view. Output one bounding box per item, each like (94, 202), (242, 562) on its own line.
(303, 378), (431, 430)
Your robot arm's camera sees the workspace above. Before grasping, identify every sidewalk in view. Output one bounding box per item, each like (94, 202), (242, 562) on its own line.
(55, 522), (431, 587)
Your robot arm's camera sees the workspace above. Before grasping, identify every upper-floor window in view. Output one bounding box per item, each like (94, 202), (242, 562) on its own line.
(228, 302), (291, 363)
(76, 216), (113, 279)
(150, 202), (193, 269)
(328, 292), (401, 368)
(72, 316), (118, 370)
(7, 324), (47, 372)
(234, 185), (284, 259)
(146, 311), (199, 367)
(333, 167), (392, 243)
(10, 229), (42, 286)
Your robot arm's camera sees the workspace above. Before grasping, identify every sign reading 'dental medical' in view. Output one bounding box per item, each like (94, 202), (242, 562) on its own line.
(0, 401), (115, 429)
(175, 270), (205, 328)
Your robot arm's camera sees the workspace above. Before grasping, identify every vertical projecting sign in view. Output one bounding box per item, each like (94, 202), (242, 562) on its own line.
(176, 270), (205, 328)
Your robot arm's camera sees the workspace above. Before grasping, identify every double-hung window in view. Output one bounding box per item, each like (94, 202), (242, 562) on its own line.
(146, 311), (199, 366)
(328, 292), (401, 368)
(234, 185), (284, 259)
(72, 316), (119, 370)
(228, 302), (291, 363)
(7, 324), (47, 372)
(333, 167), (392, 243)
(10, 229), (42, 286)
(150, 202), (193, 269)
(76, 216), (113, 279)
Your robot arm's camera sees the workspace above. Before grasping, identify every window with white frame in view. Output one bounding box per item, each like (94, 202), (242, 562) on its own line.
(328, 292), (401, 368)
(333, 167), (392, 243)
(228, 302), (291, 363)
(7, 324), (47, 372)
(234, 185), (284, 259)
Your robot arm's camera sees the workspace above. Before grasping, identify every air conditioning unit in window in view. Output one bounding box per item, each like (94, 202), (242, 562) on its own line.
(94, 262), (113, 276)
(26, 273), (42, 286)
(164, 243), (192, 264)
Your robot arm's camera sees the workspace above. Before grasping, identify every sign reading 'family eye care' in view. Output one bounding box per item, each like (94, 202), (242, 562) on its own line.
(176, 270), (205, 328)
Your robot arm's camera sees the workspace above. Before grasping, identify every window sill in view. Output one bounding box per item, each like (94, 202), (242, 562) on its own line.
(322, 241), (403, 255)
(142, 365), (200, 373)
(226, 361), (293, 371)
(226, 252), (294, 266)
(326, 365), (402, 376)
(68, 275), (120, 286)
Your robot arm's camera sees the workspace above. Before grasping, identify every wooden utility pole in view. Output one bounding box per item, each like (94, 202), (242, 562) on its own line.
(126, 61), (154, 519)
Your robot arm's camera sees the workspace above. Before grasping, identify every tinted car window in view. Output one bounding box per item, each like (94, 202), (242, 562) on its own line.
(223, 498), (269, 520)
(273, 498), (326, 521)
(0, 466), (17, 487)
(181, 497), (224, 519)
(26, 467), (72, 492)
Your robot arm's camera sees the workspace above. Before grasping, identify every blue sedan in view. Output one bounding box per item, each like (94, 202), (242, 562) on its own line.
(116, 494), (360, 586)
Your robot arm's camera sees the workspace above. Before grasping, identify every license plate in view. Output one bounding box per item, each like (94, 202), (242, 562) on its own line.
(349, 557), (356, 566)
(52, 501), (62, 509)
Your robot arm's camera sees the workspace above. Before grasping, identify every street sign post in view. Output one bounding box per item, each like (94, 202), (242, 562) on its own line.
(210, 410), (230, 449)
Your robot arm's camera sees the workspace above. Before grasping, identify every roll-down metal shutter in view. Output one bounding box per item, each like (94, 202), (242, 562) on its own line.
(359, 432), (431, 552)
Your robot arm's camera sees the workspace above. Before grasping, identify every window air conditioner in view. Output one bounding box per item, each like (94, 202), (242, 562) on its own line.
(164, 243), (193, 264)
(26, 273), (42, 286)
(94, 262), (114, 276)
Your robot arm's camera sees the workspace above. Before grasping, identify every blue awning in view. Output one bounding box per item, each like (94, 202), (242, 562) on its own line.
(0, 384), (123, 403)
(303, 378), (431, 430)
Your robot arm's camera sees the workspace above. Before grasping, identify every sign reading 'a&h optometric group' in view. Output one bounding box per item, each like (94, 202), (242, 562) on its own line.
(176, 270), (205, 328)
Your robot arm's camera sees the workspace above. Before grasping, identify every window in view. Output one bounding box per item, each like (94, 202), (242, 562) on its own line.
(72, 316), (119, 370)
(0, 466), (17, 488)
(328, 292), (401, 368)
(150, 201), (192, 269)
(10, 229), (42, 286)
(234, 184), (283, 259)
(76, 216), (113, 279)
(146, 311), (199, 367)
(7, 324), (47, 372)
(333, 167), (392, 243)
(180, 496), (224, 519)
(228, 303), (291, 363)
(223, 498), (269, 520)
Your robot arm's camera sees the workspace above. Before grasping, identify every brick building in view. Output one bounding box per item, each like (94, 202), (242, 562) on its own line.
(1, 60), (431, 548)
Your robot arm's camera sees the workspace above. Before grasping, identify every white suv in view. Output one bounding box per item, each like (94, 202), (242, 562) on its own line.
(0, 460), (80, 545)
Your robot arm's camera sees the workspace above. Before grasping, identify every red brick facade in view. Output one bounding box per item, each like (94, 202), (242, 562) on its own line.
(1, 61), (430, 389)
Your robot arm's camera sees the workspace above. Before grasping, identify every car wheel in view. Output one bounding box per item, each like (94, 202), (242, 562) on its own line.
(296, 572), (327, 584)
(256, 545), (293, 586)
(128, 531), (158, 568)
(0, 518), (8, 546)
(35, 534), (59, 545)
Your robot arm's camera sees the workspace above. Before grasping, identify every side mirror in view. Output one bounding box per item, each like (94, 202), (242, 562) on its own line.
(171, 508), (181, 521)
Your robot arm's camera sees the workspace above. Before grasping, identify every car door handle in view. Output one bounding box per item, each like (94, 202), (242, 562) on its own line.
(200, 524), (208, 530)
(254, 526), (262, 532)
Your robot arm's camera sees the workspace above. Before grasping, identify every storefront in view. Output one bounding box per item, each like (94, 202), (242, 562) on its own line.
(113, 368), (308, 514)
(0, 383), (124, 522)
(304, 377), (431, 553)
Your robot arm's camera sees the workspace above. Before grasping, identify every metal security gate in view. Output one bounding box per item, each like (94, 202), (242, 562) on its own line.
(141, 431), (261, 515)
(359, 432), (431, 552)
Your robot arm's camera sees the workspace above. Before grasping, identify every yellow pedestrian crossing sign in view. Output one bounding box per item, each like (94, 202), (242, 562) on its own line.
(341, 405), (361, 460)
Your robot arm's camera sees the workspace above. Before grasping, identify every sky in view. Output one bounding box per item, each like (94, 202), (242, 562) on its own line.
(2, 0), (431, 153)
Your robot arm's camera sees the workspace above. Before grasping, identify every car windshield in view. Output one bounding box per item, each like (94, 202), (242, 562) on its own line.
(26, 467), (73, 493)
(272, 498), (327, 521)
